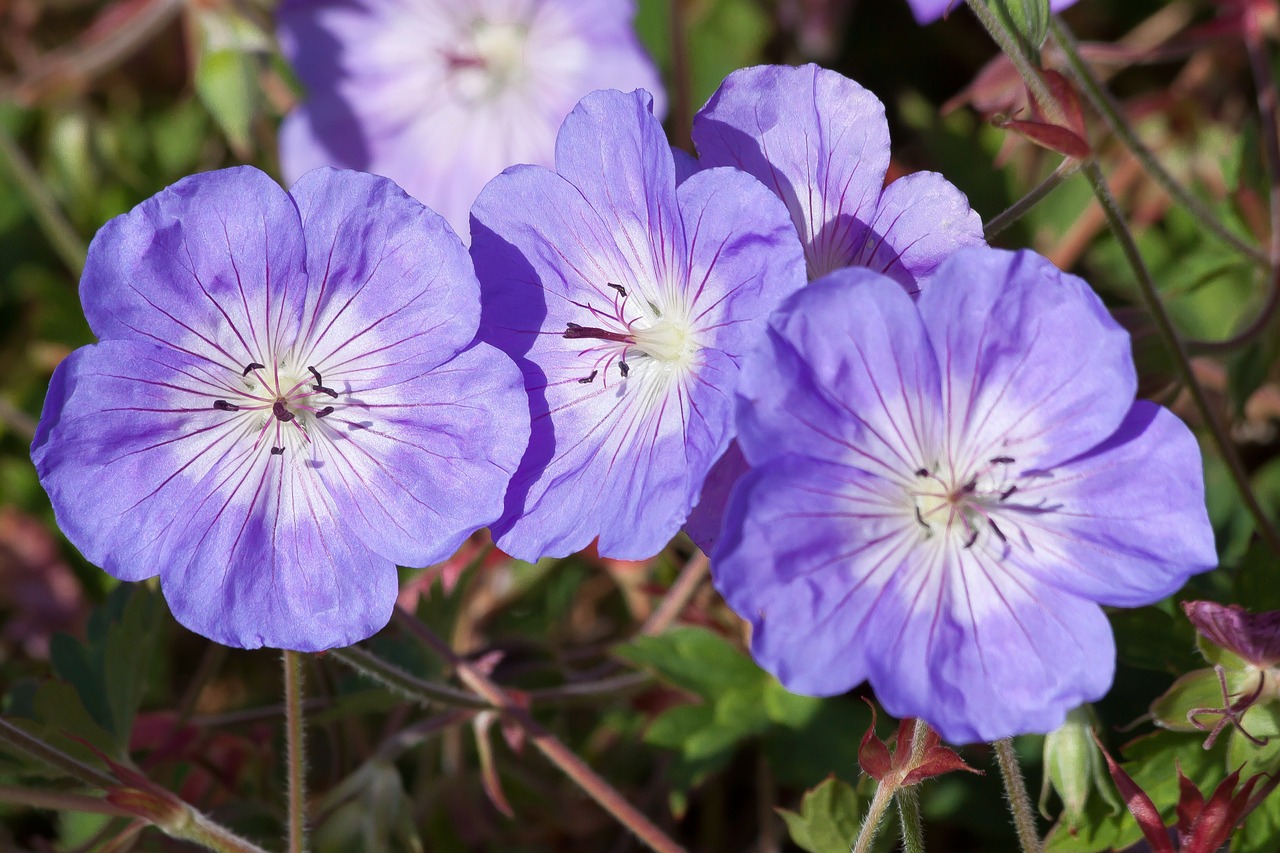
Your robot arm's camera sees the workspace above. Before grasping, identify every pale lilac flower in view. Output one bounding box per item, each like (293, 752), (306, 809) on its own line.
(713, 247), (1216, 743)
(685, 63), (984, 551)
(907, 0), (1077, 25)
(472, 88), (806, 561)
(278, 0), (664, 239)
(31, 166), (528, 651)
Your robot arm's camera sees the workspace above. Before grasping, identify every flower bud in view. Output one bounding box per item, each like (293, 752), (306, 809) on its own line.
(1039, 706), (1121, 828)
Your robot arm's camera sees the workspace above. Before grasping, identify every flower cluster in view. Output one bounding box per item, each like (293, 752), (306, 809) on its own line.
(34, 41), (1215, 742)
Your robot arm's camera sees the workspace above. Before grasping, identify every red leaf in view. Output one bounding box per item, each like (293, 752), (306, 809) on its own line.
(1093, 733), (1175, 853)
(857, 698), (893, 782)
(998, 119), (1091, 159)
(1175, 763), (1206, 845)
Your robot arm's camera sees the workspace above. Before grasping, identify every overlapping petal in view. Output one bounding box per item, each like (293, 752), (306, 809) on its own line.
(473, 88), (802, 561)
(917, 247), (1136, 469)
(906, 0), (1078, 25)
(736, 269), (941, 472)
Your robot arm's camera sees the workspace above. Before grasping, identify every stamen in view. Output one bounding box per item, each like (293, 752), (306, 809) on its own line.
(963, 529), (979, 549)
(999, 485), (1018, 501)
(991, 456), (1015, 465)
(914, 505), (931, 531)
(577, 370), (598, 385)
(608, 283), (628, 298)
(915, 468), (930, 477)
(212, 400), (239, 412)
(564, 323), (635, 344)
(989, 519), (1007, 542)
(243, 362), (266, 376)
(962, 478), (977, 493)
(619, 361), (630, 378)
(273, 400), (296, 423)
(307, 367), (339, 398)
(315, 406), (335, 419)
(270, 446), (285, 456)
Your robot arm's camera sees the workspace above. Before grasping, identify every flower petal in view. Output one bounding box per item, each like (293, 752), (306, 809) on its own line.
(916, 247), (1136, 469)
(685, 440), (749, 554)
(312, 342), (529, 567)
(713, 456), (905, 696)
(30, 341), (264, 582)
(679, 166), (806, 352)
(1008, 401), (1217, 607)
(693, 64), (891, 280)
(863, 545), (1117, 743)
(854, 172), (984, 293)
(736, 269), (942, 476)
(81, 167), (308, 371)
(158, 442), (396, 651)
(553, 89), (686, 290)
(289, 167), (479, 374)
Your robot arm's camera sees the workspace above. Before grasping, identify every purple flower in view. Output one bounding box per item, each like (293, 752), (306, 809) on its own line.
(906, 0), (1077, 25)
(30, 166), (528, 651)
(277, 0), (664, 239)
(471, 89), (806, 561)
(712, 247), (1216, 743)
(685, 63), (985, 551)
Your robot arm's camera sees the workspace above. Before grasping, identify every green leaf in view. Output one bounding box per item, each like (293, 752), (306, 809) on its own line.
(616, 627), (767, 700)
(1111, 606), (1200, 674)
(1234, 536), (1280, 612)
(778, 775), (862, 853)
(195, 48), (260, 157)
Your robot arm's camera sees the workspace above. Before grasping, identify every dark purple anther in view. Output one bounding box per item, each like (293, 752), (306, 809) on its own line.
(619, 361), (630, 378)
(243, 362), (266, 376)
(273, 400), (296, 423)
(213, 400), (239, 412)
(577, 370), (598, 385)
(316, 406), (335, 419)
(270, 446), (285, 456)
(563, 324), (634, 344)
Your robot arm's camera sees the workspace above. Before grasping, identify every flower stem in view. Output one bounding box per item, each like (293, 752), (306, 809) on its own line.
(1080, 158), (1280, 556)
(994, 738), (1042, 853)
(965, 0), (1058, 119)
(283, 650), (308, 853)
(985, 160), (1080, 240)
(1048, 17), (1269, 269)
(851, 777), (896, 853)
(0, 784), (134, 817)
(639, 551), (709, 636)
(894, 720), (932, 853)
(393, 607), (689, 853)
(669, 0), (694, 152)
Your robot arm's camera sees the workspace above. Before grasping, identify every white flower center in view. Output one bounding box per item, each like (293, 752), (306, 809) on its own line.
(448, 20), (528, 103)
(210, 358), (344, 458)
(908, 457), (1020, 551)
(632, 318), (697, 366)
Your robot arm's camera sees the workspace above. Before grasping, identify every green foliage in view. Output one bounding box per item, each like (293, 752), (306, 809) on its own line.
(778, 776), (863, 853)
(985, 0), (1051, 57)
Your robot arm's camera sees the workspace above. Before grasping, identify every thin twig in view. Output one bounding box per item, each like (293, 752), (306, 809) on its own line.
(0, 717), (118, 791)
(1049, 17), (1269, 269)
(328, 645), (489, 709)
(394, 607), (690, 853)
(668, 0), (694, 152)
(638, 551), (709, 636)
(985, 161), (1080, 240)
(0, 121), (86, 275)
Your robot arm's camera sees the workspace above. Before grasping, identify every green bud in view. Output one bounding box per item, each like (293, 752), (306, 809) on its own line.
(1148, 667), (1260, 733)
(1039, 706), (1121, 828)
(985, 0), (1051, 57)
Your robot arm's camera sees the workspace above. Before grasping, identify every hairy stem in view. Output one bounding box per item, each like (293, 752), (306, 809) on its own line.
(283, 651), (308, 853)
(328, 645), (489, 709)
(394, 607), (690, 853)
(1048, 17), (1269, 268)
(994, 738), (1042, 853)
(851, 777), (896, 853)
(895, 720), (932, 853)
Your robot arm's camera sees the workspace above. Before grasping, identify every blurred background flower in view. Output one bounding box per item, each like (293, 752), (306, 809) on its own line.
(277, 0), (665, 238)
